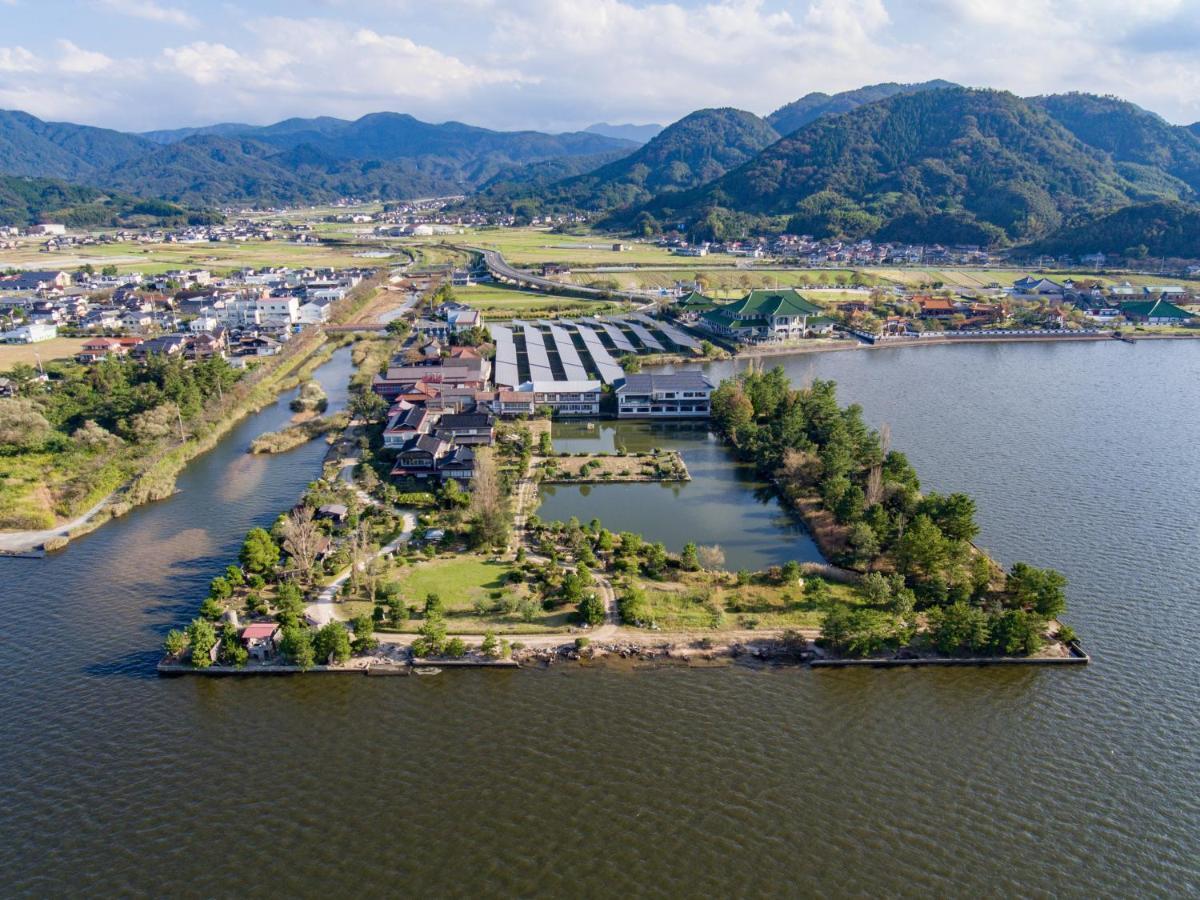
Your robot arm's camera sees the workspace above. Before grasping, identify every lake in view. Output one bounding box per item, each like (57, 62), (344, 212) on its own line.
(1, 339), (1197, 896)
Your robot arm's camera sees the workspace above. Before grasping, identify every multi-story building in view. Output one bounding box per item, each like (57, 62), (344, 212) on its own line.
(616, 373), (714, 418)
(698, 289), (823, 342)
(519, 380), (602, 416)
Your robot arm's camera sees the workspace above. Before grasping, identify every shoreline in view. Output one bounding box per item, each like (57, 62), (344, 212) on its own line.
(157, 630), (1089, 676)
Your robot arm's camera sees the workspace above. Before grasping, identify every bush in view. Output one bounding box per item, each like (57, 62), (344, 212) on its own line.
(444, 637), (467, 658)
(575, 636), (591, 650)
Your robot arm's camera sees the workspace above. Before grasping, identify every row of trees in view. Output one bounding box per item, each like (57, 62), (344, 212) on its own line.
(710, 365), (1070, 656)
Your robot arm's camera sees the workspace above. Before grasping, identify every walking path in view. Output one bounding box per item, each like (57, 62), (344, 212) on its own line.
(305, 512), (415, 626)
(0, 496), (112, 553)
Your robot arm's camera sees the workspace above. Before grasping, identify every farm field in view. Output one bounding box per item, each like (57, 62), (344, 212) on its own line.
(0, 337), (87, 370)
(567, 268), (881, 295)
(0, 236), (402, 275)
(462, 227), (676, 265)
(454, 284), (626, 318)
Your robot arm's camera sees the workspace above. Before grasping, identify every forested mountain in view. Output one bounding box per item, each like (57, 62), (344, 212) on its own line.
(471, 108), (778, 216)
(0, 110), (635, 207)
(1022, 200), (1200, 259)
(0, 110), (154, 181)
(633, 88), (1179, 244)
(765, 80), (958, 136)
(0, 175), (219, 227)
(1033, 93), (1200, 195)
(584, 122), (664, 144)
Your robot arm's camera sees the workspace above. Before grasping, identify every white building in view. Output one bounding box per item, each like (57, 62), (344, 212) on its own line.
(616, 373), (714, 418)
(519, 380), (601, 416)
(2, 322), (58, 343)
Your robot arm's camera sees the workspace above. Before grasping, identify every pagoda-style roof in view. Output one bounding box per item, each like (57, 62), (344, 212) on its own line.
(701, 288), (822, 325)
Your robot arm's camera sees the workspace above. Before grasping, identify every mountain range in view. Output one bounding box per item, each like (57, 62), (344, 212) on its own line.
(0, 110), (634, 207)
(3, 84), (1200, 257)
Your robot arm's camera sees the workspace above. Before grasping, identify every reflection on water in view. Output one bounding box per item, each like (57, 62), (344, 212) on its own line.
(539, 421), (821, 570)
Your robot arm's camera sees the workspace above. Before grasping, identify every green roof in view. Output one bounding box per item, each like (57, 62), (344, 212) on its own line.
(700, 288), (822, 326)
(1119, 299), (1192, 319)
(677, 290), (717, 309)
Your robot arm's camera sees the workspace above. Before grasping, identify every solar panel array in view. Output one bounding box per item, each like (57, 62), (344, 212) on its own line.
(489, 323), (520, 388)
(630, 313), (701, 351)
(588, 318), (636, 352)
(522, 324), (555, 381)
(547, 324), (590, 381)
(617, 318), (666, 352)
(573, 323), (625, 384)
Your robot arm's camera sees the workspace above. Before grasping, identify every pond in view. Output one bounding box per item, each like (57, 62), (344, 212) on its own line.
(537, 420), (823, 571)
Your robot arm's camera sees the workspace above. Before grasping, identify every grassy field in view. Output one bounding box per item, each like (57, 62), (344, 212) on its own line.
(633, 570), (863, 631)
(0, 337), (87, 371)
(454, 284), (626, 319)
(389, 554), (577, 633)
(0, 236), (400, 275)
(460, 227), (676, 266)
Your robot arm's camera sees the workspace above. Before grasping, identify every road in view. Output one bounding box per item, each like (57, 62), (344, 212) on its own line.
(466, 246), (659, 305)
(0, 496), (112, 554)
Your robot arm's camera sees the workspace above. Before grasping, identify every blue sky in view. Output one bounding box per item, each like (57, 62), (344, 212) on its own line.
(2, 0), (1199, 131)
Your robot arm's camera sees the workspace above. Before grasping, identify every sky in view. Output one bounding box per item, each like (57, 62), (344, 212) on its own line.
(1, 0), (1199, 132)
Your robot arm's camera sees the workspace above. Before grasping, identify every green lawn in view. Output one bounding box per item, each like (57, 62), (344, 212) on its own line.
(633, 571), (864, 631)
(389, 554), (577, 633)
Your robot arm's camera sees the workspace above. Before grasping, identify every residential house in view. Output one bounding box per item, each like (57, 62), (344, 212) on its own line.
(240, 623), (282, 661)
(1012, 276), (1065, 297)
(382, 405), (434, 449)
(435, 413), (495, 445)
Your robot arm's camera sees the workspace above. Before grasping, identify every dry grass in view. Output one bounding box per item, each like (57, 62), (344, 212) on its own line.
(0, 337), (88, 371)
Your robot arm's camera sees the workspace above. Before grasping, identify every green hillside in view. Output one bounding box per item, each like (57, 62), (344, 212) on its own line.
(638, 88), (1167, 244)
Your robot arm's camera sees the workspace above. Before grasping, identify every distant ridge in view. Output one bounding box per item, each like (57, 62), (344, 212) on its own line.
(584, 122), (664, 144)
(765, 79), (958, 136)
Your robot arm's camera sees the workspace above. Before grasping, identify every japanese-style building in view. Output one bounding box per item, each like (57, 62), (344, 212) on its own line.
(697, 289), (824, 342)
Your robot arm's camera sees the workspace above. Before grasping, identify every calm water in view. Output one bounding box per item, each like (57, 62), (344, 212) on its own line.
(540, 421), (821, 570)
(2, 340), (1199, 897)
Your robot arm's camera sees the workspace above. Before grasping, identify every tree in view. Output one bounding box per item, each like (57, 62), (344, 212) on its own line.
(859, 572), (892, 605)
(224, 564), (245, 587)
(466, 448), (510, 549)
(0, 398), (52, 450)
(577, 592), (605, 626)
(893, 514), (950, 581)
(444, 637), (467, 658)
(349, 614), (377, 652)
(126, 401), (183, 443)
(313, 622), (352, 664)
(1005, 563), (1068, 619)
(186, 618), (217, 668)
(207, 575), (232, 601)
(219, 622), (248, 667)
(926, 602), (991, 654)
(280, 625), (315, 670)
(350, 390), (388, 422)
(279, 506), (323, 584)
(781, 560), (802, 584)
(642, 542), (668, 577)
(275, 581), (305, 627)
(239, 527), (280, 575)
(849, 522), (880, 562)
(199, 596), (225, 620)
(163, 628), (187, 657)
(423, 592), (444, 618)
(680, 542), (700, 571)
(990, 609), (1046, 656)
(413, 613), (448, 656)
(921, 492), (979, 542)
(697, 545), (725, 570)
(481, 631), (500, 658)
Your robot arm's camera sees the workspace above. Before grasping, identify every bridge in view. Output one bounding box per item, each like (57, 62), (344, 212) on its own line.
(461, 245), (658, 305)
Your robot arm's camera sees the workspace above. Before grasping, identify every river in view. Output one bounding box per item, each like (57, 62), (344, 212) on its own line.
(1, 340), (1197, 896)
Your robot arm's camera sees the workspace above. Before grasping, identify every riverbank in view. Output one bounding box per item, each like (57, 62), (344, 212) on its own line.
(0, 279), (385, 553)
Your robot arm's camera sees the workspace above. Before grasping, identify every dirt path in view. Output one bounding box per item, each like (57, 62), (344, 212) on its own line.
(305, 513), (416, 626)
(0, 495), (112, 553)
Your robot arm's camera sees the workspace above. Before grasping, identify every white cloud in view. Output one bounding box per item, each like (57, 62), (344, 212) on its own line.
(96, 0), (196, 27)
(56, 39), (113, 74)
(3, 0), (1200, 130)
(0, 46), (39, 72)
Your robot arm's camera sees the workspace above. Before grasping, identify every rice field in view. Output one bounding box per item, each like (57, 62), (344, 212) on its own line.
(453, 284), (626, 319)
